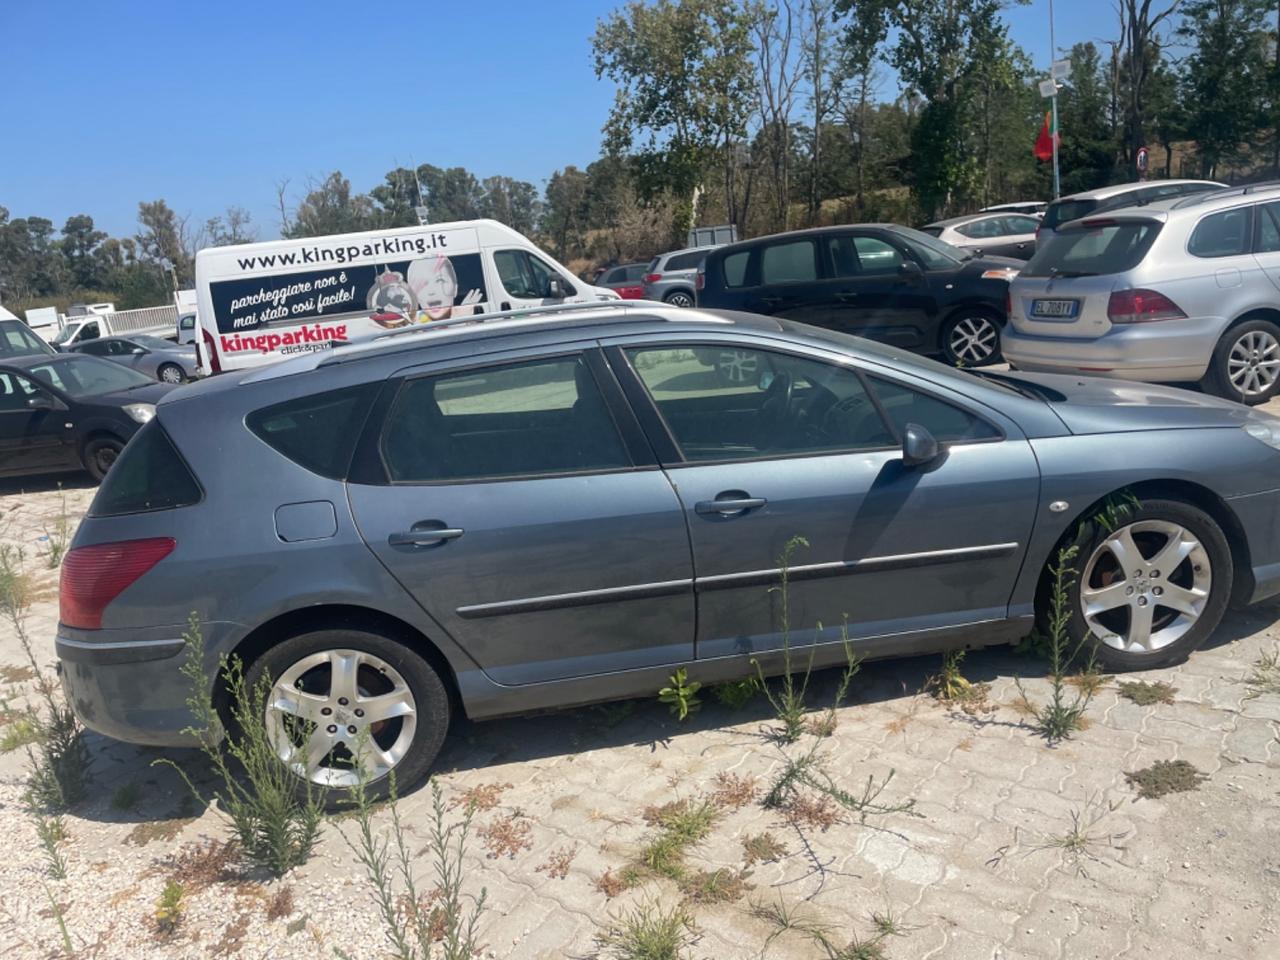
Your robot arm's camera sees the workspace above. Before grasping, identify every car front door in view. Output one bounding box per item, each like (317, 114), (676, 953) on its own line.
(607, 338), (1040, 659)
(490, 249), (578, 311)
(0, 371), (77, 476)
(346, 347), (696, 685)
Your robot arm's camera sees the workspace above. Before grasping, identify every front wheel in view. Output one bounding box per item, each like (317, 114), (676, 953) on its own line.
(245, 629), (451, 802)
(1204, 318), (1280, 405)
(941, 310), (1003, 367)
(82, 436), (125, 483)
(1056, 498), (1233, 671)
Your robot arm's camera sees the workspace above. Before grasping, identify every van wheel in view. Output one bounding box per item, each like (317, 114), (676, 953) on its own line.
(941, 310), (1002, 367)
(1048, 498), (1232, 672)
(82, 436), (125, 483)
(664, 290), (695, 308)
(1204, 318), (1280, 405)
(157, 363), (186, 384)
(245, 629), (451, 803)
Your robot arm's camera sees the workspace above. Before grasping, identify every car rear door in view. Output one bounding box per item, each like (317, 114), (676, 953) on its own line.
(812, 232), (934, 348)
(346, 346), (696, 685)
(606, 336), (1040, 659)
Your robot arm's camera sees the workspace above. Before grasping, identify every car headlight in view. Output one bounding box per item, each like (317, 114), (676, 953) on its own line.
(124, 403), (156, 424)
(1243, 419), (1280, 450)
(982, 267), (1020, 282)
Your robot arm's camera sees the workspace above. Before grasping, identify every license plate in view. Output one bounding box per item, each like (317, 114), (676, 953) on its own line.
(1031, 298), (1079, 319)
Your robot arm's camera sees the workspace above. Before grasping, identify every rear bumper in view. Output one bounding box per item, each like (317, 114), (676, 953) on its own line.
(56, 620), (241, 747)
(1002, 317), (1224, 383)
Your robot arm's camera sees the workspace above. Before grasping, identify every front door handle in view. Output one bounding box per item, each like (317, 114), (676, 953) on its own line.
(388, 524), (465, 547)
(835, 290), (860, 303)
(695, 495), (767, 516)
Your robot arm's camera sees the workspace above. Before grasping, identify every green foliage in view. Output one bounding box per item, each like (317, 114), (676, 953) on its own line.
(156, 614), (324, 877)
(1093, 490), (1141, 533)
(340, 773), (487, 960)
(111, 780), (143, 811)
(658, 668), (703, 722)
(638, 799), (720, 879)
(153, 880), (186, 936)
(711, 675), (761, 710)
(595, 899), (698, 960)
(41, 484), (72, 569)
(36, 815), (68, 880)
(1125, 759), (1208, 800)
(1117, 680), (1177, 706)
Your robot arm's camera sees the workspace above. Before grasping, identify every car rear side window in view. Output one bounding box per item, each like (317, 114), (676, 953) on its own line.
(248, 382), (378, 479)
(1022, 221), (1161, 277)
(867, 377), (1000, 443)
(1189, 207), (1253, 258)
(1257, 202), (1280, 253)
(721, 251), (751, 287)
(761, 240), (817, 284)
(90, 421), (202, 517)
(1042, 198), (1098, 230)
(666, 251), (706, 271)
(380, 355), (631, 483)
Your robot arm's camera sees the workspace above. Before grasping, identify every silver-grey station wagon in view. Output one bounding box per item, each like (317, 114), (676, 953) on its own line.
(56, 303), (1280, 796)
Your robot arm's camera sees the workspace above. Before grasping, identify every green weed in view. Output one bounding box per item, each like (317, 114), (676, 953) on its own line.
(657, 668), (702, 722)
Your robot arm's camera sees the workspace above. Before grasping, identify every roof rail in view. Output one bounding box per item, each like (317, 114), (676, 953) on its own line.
(1242, 180), (1280, 195)
(329, 299), (660, 352)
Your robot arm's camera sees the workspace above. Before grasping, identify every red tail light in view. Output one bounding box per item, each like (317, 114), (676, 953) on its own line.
(696, 271), (705, 291)
(617, 285), (645, 299)
(60, 538), (176, 629)
(201, 327), (221, 374)
(1107, 288), (1186, 324)
(1006, 289), (1013, 317)
(643, 273), (662, 284)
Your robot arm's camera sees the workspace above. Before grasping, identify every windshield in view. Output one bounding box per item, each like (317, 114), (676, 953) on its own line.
(1, 321), (55, 357)
(23, 355), (154, 398)
(1042, 198), (1100, 231)
(51, 325), (78, 345)
(1022, 221), (1162, 278)
(885, 225), (964, 267)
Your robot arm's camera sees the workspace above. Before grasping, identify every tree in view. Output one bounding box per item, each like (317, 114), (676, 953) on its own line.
(753, 0), (804, 231)
(416, 165), (483, 223)
(203, 206), (256, 247)
(60, 215), (106, 288)
(479, 176), (541, 235)
(1176, 0), (1273, 178)
(1055, 43), (1120, 193)
(1115, 0), (1182, 165)
(594, 0), (757, 235)
(283, 172), (381, 239)
(136, 199), (191, 284)
(801, 0), (839, 225)
(541, 166), (591, 261)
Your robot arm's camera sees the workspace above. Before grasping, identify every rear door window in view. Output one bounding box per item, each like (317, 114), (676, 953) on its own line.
(761, 240), (818, 284)
(1256, 202), (1280, 253)
(721, 250), (751, 288)
(1189, 207), (1253, 258)
(380, 355), (630, 483)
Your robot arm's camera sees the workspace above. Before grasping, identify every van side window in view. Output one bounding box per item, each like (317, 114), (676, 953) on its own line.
(494, 250), (572, 299)
(721, 251), (751, 288)
(761, 240), (817, 284)
(1189, 208), (1253, 258)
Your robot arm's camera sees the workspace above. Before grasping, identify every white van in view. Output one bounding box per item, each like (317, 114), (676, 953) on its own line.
(194, 219), (618, 372)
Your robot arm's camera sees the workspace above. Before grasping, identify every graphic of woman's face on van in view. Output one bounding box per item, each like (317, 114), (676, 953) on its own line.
(407, 255), (459, 321)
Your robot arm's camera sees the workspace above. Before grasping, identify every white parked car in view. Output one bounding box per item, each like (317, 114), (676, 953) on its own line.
(921, 212), (1041, 261)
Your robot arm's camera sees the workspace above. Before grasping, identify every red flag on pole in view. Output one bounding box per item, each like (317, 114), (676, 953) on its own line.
(1034, 110), (1058, 162)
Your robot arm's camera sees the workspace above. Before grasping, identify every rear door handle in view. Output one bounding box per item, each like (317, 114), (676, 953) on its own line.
(695, 495), (767, 516)
(388, 524), (465, 547)
(836, 289), (860, 303)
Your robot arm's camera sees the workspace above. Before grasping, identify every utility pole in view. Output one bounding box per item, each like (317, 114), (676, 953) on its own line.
(1050, 0), (1061, 199)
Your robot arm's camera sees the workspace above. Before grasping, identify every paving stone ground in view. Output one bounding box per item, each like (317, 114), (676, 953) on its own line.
(0, 470), (1277, 960)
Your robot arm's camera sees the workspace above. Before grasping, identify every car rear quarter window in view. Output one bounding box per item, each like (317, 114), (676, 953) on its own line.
(1189, 207), (1253, 258)
(721, 250), (751, 288)
(761, 240), (817, 284)
(1022, 221), (1162, 277)
(380, 355), (631, 483)
(1042, 198), (1098, 230)
(867, 377), (1000, 443)
(247, 382), (378, 479)
(666, 251), (706, 271)
(90, 421), (202, 517)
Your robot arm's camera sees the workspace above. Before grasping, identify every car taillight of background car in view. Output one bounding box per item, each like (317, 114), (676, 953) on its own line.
(1107, 289), (1187, 324)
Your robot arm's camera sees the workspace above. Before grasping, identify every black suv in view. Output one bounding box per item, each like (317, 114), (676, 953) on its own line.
(696, 224), (1021, 366)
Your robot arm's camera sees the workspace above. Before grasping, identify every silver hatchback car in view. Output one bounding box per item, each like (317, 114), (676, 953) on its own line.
(1004, 184), (1280, 405)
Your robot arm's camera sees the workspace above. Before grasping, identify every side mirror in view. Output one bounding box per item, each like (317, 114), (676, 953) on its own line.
(26, 394), (55, 412)
(546, 278), (567, 299)
(898, 261), (924, 282)
(130, 347), (146, 355)
(901, 422), (940, 466)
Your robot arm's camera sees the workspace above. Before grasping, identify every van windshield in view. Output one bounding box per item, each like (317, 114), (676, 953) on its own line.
(1042, 199), (1100, 231)
(1022, 221), (1162, 278)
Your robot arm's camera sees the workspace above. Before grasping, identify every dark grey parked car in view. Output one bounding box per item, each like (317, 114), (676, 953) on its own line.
(57, 303), (1280, 798)
(71, 335), (198, 384)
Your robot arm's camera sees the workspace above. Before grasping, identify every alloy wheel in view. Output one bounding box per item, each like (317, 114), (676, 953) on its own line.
(1227, 330), (1280, 397)
(666, 291), (694, 308)
(160, 365), (184, 384)
(949, 315), (999, 365)
(266, 648), (417, 787)
(1079, 520), (1211, 653)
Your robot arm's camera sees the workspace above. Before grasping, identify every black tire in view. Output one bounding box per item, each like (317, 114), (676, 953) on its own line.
(157, 363), (186, 384)
(940, 309), (1003, 367)
(1204, 318), (1280, 405)
(82, 435), (125, 483)
(243, 628), (451, 804)
(1051, 498), (1233, 672)
(664, 290), (695, 308)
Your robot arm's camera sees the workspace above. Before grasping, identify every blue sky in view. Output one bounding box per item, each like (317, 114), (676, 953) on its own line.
(3, 0), (1118, 239)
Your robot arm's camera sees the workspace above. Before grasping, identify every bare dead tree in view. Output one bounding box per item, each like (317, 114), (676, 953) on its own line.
(1114, 0), (1182, 164)
(754, 0), (804, 232)
(802, 0), (838, 226)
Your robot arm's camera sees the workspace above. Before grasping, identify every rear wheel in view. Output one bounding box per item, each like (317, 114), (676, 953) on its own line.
(664, 290), (694, 308)
(1204, 318), (1280, 405)
(157, 363), (186, 384)
(82, 435), (125, 483)
(941, 310), (1003, 367)
(1055, 499), (1233, 671)
(245, 628), (451, 802)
